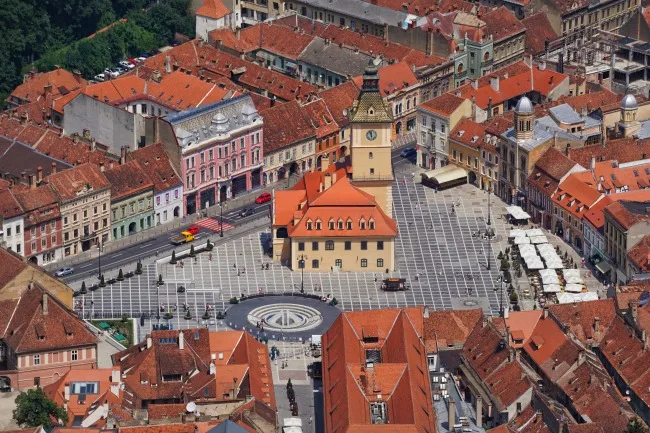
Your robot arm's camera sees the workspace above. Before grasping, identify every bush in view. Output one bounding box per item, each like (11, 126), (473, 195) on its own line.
(229, 297), (239, 304)
(510, 291), (519, 303)
(170, 250), (177, 265)
(80, 281), (87, 294)
(500, 258), (510, 271)
(99, 275), (106, 287)
(135, 262), (142, 275)
(164, 312), (173, 320)
(117, 269), (124, 281)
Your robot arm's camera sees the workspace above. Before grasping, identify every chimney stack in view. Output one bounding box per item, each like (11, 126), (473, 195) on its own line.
(179, 331), (185, 350)
(631, 299), (639, 320)
(29, 174), (36, 189)
(591, 156), (596, 171)
(165, 56), (172, 74)
(594, 316), (601, 333)
(36, 166), (43, 183)
(543, 307), (549, 319)
(51, 162), (57, 174)
(487, 97), (493, 120)
(423, 306), (429, 319)
(99, 162), (105, 172)
(146, 336), (152, 349)
(42, 293), (48, 315)
(490, 75), (499, 92)
(448, 398), (456, 429)
(476, 396), (483, 426)
(120, 146), (127, 165)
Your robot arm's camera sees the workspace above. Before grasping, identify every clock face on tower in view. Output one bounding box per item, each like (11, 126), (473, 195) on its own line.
(366, 130), (377, 141)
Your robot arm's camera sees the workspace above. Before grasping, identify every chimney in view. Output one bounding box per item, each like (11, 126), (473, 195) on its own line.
(99, 162), (105, 172)
(455, 90), (461, 97)
(42, 293), (48, 315)
(165, 56), (171, 74)
(109, 161), (114, 170)
(146, 336), (152, 349)
(90, 138), (96, 152)
(590, 156), (596, 170)
(271, 96), (276, 107)
(594, 316), (601, 334)
(120, 146), (127, 165)
(487, 97), (493, 120)
(490, 75), (499, 92)
(503, 305), (509, 319)
(324, 173), (333, 190)
(543, 307), (549, 319)
(423, 306), (429, 319)
(36, 166), (43, 183)
(64, 385), (70, 401)
(236, 28), (241, 40)
(471, 95), (476, 119)
(44, 83), (52, 96)
(448, 398), (456, 429)
(209, 361), (216, 375)
(28, 174), (36, 189)
(152, 70), (162, 83)
(476, 396), (483, 426)
(179, 331), (185, 350)
(508, 347), (515, 362)
(539, 60), (546, 71)
(472, 79), (479, 89)
(630, 299), (639, 320)
(51, 162), (57, 174)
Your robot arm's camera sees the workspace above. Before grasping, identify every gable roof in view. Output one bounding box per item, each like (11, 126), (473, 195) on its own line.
(128, 143), (182, 192)
(9, 68), (86, 104)
(482, 7), (525, 43)
(261, 100), (316, 153)
(319, 81), (360, 127)
(2, 283), (97, 354)
(419, 92), (467, 117)
(422, 308), (483, 352)
(549, 299), (616, 344)
(196, 0), (231, 19)
(104, 160), (153, 201)
(46, 163), (110, 202)
(521, 13), (558, 56)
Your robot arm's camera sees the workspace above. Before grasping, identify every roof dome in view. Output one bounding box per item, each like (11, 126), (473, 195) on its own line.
(621, 94), (638, 110)
(515, 96), (533, 114)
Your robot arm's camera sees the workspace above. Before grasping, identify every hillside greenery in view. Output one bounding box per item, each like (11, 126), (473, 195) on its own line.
(0, 0), (195, 106)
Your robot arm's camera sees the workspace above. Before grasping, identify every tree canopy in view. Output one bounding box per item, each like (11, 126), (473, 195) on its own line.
(0, 0), (194, 106)
(13, 387), (68, 428)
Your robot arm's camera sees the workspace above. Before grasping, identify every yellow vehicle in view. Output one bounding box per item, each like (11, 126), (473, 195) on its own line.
(170, 231), (195, 245)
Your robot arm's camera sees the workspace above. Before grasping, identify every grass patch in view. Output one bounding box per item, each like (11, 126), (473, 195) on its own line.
(91, 319), (135, 347)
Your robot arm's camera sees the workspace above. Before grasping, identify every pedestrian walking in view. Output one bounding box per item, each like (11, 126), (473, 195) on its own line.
(233, 263), (237, 269)
(155, 250), (158, 257)
(309, 416), (312, 425)
(208, 253), (212, 261)
(237, 269), (241, 276)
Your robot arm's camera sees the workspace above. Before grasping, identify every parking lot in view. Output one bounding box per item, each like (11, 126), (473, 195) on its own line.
(71, 171), (510, 336)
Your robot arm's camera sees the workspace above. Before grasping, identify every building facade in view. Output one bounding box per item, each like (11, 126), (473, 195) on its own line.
(0, 189), (24, 256)
(45, 164), (111, 257)
(162, 95), (263, 215)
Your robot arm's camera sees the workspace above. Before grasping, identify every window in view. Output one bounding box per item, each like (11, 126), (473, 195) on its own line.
(361, 241), (368, 250)
(377, 258), (384, 267)
(315, 220), (322, 230)
(312, 241), (319, 251)
(369, 152), (373, 159)
(71, 350), (78, 361)
(345, 241), (352, 250)
(325, 240), (334, 250)
(361, 259), (368, 267)
(329, 220), (335, 230)
(370, 168), (375, 175)
(377, 241), (384, 250)
(369, 220), (375, 229)
(360, 220), (366, 230)
(298, 242), (305, 251)
(346, 220), (352, 230)
(307, 220), (313, 230)
(33, 354), (40, 365)
(312, 259), (319, 269)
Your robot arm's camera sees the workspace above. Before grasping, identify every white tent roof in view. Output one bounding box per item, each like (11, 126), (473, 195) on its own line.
(514, 236), (531, 245)
(544, 284), (562, 293)
(557, 292), (599, 304)
(510, 229), (526, 238)
(565, 275), (584, 285)
(563, 269), (581, 279)
(565, 283), (585, 293)
(530, 235), (548, 244)
(506, 206), (532, 220)
(539, 269), (560, 285)
(526, 229), (544, 237)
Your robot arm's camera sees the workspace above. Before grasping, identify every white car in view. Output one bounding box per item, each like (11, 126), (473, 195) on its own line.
(119, 60), (135, 70)
(135, 56), (147, 63)
(105, 69), (119, 78)
(54, 267), (74, 277)
(93, 73), (105, 82)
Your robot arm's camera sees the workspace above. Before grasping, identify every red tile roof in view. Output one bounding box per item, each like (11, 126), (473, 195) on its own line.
(568, 137), (650, 168)
(128, 143), (182, 193)
(104, 160), (153, 201)
(352, 61), (418, 98)
(0, 188), (24, 219)
(528, 147), (578, 195)
(552, 173), (603, 219)
(523, 315), (579, 382)
(240, 23), (315, 59)
(457, 61), (568, 109)
(627, 234), (650, 272)
(1, 282), (97, 354)
(321, 308), (436, 433)
(301, 98), (340, 139)
(46, 163), (111, 202)
(549, 299), (616, 345)
(521, 13), (558, 56)
(604, 199), (650, 230)
(418, 92), (467, 117)
(422, 308), (483, 352)
(14, 184), (61, 227)
(196, 0), (230, 19)
(319, 81), (360, 127)
(450, 118), (490, 150)
(463, 319), (532, 409)
(261, 100), (316, 153)
(8, 68), (87, 104)
(482, 7), (525, 43)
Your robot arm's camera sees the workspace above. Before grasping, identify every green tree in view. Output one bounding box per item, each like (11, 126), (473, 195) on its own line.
(626, 419), (647, 433)
(13, 388), (68, 428)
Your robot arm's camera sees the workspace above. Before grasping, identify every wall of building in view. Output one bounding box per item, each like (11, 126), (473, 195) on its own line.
(287, 1), (386, 37)
(154, 186), (184, 226)
(387, 26), (431, 56)
(196, 15), (228, 42)
(110, 190), (155, 240)
(24, 218), (62, 265)
(264, 138), (316, 185)
(290, 237), (395, 271)
(60, 189), (111, 258)
(1, 216), (24, 256)
(64, 94), (142, 156)
(14, 346), (96, 390)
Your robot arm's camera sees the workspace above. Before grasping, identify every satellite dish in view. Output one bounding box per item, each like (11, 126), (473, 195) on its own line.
(342, 108), (348, 117)
(186, 402), (197, 413)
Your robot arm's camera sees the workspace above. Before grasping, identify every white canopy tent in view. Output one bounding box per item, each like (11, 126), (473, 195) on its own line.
(526, 229), (544, 237)
(539, 269), (560, 285)
(514, 237), (531, 245)
(557, 292), (598, 304)
(543, 284), (562, 293)
(506, 206), (532, 220)
(545, 260), (565, 269)
(510, 229), (526, 238)
(530, 235), (549, 244)
(565, 284), (585, 293)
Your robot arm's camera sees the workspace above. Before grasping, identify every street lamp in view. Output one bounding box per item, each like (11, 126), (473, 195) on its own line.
(298, 255), (306, 293)
(495, 276), (505, 317)
(220, 202), (224, 238)
(97, 241), (103, 279)
(487, 187), (492, 226)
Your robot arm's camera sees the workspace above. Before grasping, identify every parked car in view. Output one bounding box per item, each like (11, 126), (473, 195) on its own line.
(114, 66), (126, 75)
(93, 73), (106, 82)
(54, 267), (74, 277)
(239, 208), (254, 218)
(105, 69), (119, 78)
(400, 147), (416, 158)
(135, 56), (147, 63)
(140, 53), (150, 58)
(119, 60), (135, 70)
(255, 192), (272, 204)
(186, 225), (200, 235)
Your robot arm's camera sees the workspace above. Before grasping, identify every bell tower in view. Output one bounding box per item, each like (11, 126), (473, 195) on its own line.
(349, 60), (394, 217)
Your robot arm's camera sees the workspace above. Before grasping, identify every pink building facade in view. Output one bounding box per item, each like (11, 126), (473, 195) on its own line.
(166, 95), (263, 215)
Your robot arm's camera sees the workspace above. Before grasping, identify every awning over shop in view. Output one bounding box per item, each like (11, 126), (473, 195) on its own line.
(506, 206), (531, 220)
(431, 166), (467, 184)
(595, 261), (612, 274)
(421, 165), (456, 180)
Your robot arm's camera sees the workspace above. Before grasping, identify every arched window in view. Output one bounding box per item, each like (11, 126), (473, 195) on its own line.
(484, 52), (489, 62)
(526, 120), (531, 130)
(306, 219), (313, 230)
(329, 219), (335, 230)
(457, 63), (464, 73)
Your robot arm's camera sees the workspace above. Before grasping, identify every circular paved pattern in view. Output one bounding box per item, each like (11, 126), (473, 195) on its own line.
(226, 295), (341, 341)
(247, 303), (323, 332)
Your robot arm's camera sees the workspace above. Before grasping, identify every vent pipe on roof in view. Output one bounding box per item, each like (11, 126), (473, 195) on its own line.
(165, 56), (172, 74)
(42, 293), (48, 316)
(29, 174), (36, 189)
(146, 336), (152, 349)
(179, 331), (185, 350)
(37, 166), (43, 183)
(51, 162), (57, 175)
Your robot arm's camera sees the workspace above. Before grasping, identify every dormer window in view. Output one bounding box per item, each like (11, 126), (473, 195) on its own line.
(315, 219), (322, 230)
(346, 219), (353, 230)
(360, 219), (366, 230)
(368, 108), (374, 115)
(329, 219), (335, 230)
(307, 219), (313, 230)
(338, 218), (344, 230)
(369, 219), (375, 230)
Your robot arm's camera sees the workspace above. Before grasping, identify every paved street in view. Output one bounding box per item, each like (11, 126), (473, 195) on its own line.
(69, 157), (509, 334)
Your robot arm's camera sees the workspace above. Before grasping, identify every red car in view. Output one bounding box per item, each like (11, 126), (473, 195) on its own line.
(255, 192), (272, 204)
(186, 225), (200, 235)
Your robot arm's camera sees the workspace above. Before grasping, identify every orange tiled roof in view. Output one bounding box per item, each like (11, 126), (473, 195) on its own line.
(521, 13), (558, 56)
(14, 183), (61, 227)
(457, 61), (568, 109)
(196, 0), (230, 19)
(319, 81), (360, 127)
(627, 234), (650, 272)
(104, 160), (153, 201)
(568, 137), (650, 167)
(604, 199), (650, 230)
(419, 92), (467, 117)
(552, 173), (603, 219)
(522, 315), (579, 382)
(450, 117), (490, 150)
(261, 100), (316, 153)
(549, 299), (616, 345)
(301, 98), (340, 139)
(9, 68), (87, 104)
(352, 61), (418, 98)
(482, 7), (524, 43)
(128, 143), (182, 193)
(46, 163), (110, 202)
(422, 308), (483, 352)
(240, 23), (315, 59)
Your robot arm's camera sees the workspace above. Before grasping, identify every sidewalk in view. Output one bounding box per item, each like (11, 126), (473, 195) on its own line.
(45, 182), (283, 272)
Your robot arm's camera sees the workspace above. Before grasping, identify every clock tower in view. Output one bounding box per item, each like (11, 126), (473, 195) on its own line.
(349, 60), (394, 217)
